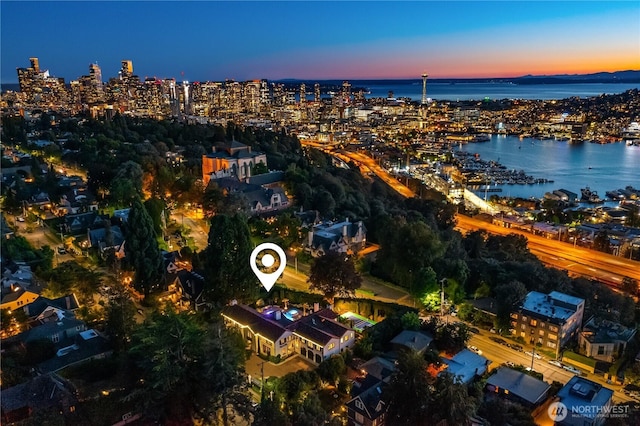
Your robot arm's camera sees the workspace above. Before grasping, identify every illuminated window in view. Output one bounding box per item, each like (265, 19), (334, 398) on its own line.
(327, 343), (335, 350)
(530, 319), (537, 327)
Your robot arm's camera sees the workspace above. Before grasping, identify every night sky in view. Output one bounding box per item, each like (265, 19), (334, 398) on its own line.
(1, 1), (638, 83)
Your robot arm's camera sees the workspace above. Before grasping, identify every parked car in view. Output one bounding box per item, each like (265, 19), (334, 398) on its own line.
(548, 360), (563, 368)
(510, 344), (524, 352)
(57, 246), (67, 254)
(16, 216), (25, 222)
(563, 365), (582, 375)
(469, 346), (483, 355)
(525, 351), (542, 360)
(468, 327), (480, 334)
(504, 361), (516, 368)
(490, 337), (507, 345)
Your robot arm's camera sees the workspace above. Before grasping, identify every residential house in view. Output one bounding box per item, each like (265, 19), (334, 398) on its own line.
(346, 380), (387, 426)
(173, 270), (206, 311)
(485, 367), (551, 409)
(1, 263), (33, 289)
(307, 218), (367, 257)
(555, 376), (614, 426)
(112, 208), (130, 224)
(22, 294), (80, 318)
(389, 330), (433, 355)
(57, 187), (98, 215)
(347, 357), (396, 426)
(221, 303), (355, 363)
(221, 303), (294, 359)
(440, 348), (490, 384)
(64, 211), (108, 235)
(290, 308), (355, 363)
(162, 250), (181, 286)
(578, 318), (636, 363)
(1, 374), (78, 424)
(87, 225), (125, 253)
(9, 307), (86, 348)
(511, 291), (585, 355)
(1, 213), (15, 239)
(1, 286), (39, 311)
(213, 178), (289, 215)
(244, 186), (289, 214)
(37, 329), (113, 373)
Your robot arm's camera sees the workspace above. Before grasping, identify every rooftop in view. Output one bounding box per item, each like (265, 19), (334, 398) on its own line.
(557, 376), (614, 420)
(521, 291), (583, 322)
(581, 318), (637, 344)
(486, 367), (551, 405)
(441, 349), (489, 384)
(390, 330), (433, 353)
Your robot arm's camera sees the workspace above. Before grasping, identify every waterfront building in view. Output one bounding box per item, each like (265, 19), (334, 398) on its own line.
(510, 291), (585, 355)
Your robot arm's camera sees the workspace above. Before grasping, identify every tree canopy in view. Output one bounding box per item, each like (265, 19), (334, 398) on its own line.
(308, 251), (362, 302)
(124, 198), (164, 295)
(201, 214), (257, 305)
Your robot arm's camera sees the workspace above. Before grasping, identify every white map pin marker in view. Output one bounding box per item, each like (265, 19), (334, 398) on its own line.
(250, 243), (286, 292)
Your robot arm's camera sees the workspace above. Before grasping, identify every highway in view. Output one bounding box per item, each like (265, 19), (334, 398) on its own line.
(299, 140), (416, 198)
(300, 141), (640, 286)
(456, 214), (640, 285)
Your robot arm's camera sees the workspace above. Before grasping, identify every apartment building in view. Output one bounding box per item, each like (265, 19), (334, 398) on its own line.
(510, 291), (585, 354)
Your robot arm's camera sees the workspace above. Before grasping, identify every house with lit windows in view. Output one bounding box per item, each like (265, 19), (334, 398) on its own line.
(510, 291), (585, 356)
(221, 302), (355, 363)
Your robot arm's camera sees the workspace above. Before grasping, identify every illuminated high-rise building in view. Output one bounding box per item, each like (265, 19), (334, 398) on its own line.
(314, 83), (321, 102)
(29, 57), (40, 72)
(342, 81), (351, 104)
(299, 83), (306, 104)
(89, 63), (102, 88)
(421, 73), (428, 105)
(121, 60), (133, 77)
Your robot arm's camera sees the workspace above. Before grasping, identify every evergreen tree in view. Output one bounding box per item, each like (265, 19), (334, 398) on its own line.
(383, 349), (433, 425)
(124, 198), (163, 295)
(202, 214), (256, 305)
(127, 310), (248, 423)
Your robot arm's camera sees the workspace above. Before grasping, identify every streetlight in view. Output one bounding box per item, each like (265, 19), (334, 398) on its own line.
(440, 278), (447, 318)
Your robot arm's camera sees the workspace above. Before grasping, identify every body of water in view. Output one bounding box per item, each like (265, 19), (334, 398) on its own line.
(362, 81), (640, 101)
(456, 135), (640, 201)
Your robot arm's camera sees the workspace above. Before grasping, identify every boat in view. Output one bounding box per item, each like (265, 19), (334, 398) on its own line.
(581, 187), (604, 203)
(472, 134), (491, 143)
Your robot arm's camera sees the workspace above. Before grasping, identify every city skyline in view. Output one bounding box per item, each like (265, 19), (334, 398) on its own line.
(1, 1), (639, 84)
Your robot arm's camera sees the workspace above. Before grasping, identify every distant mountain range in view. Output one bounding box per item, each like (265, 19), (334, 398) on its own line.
(276, 71), (640, 86)
(512, 70), (640, 85)
(2, 71), (639, 93)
